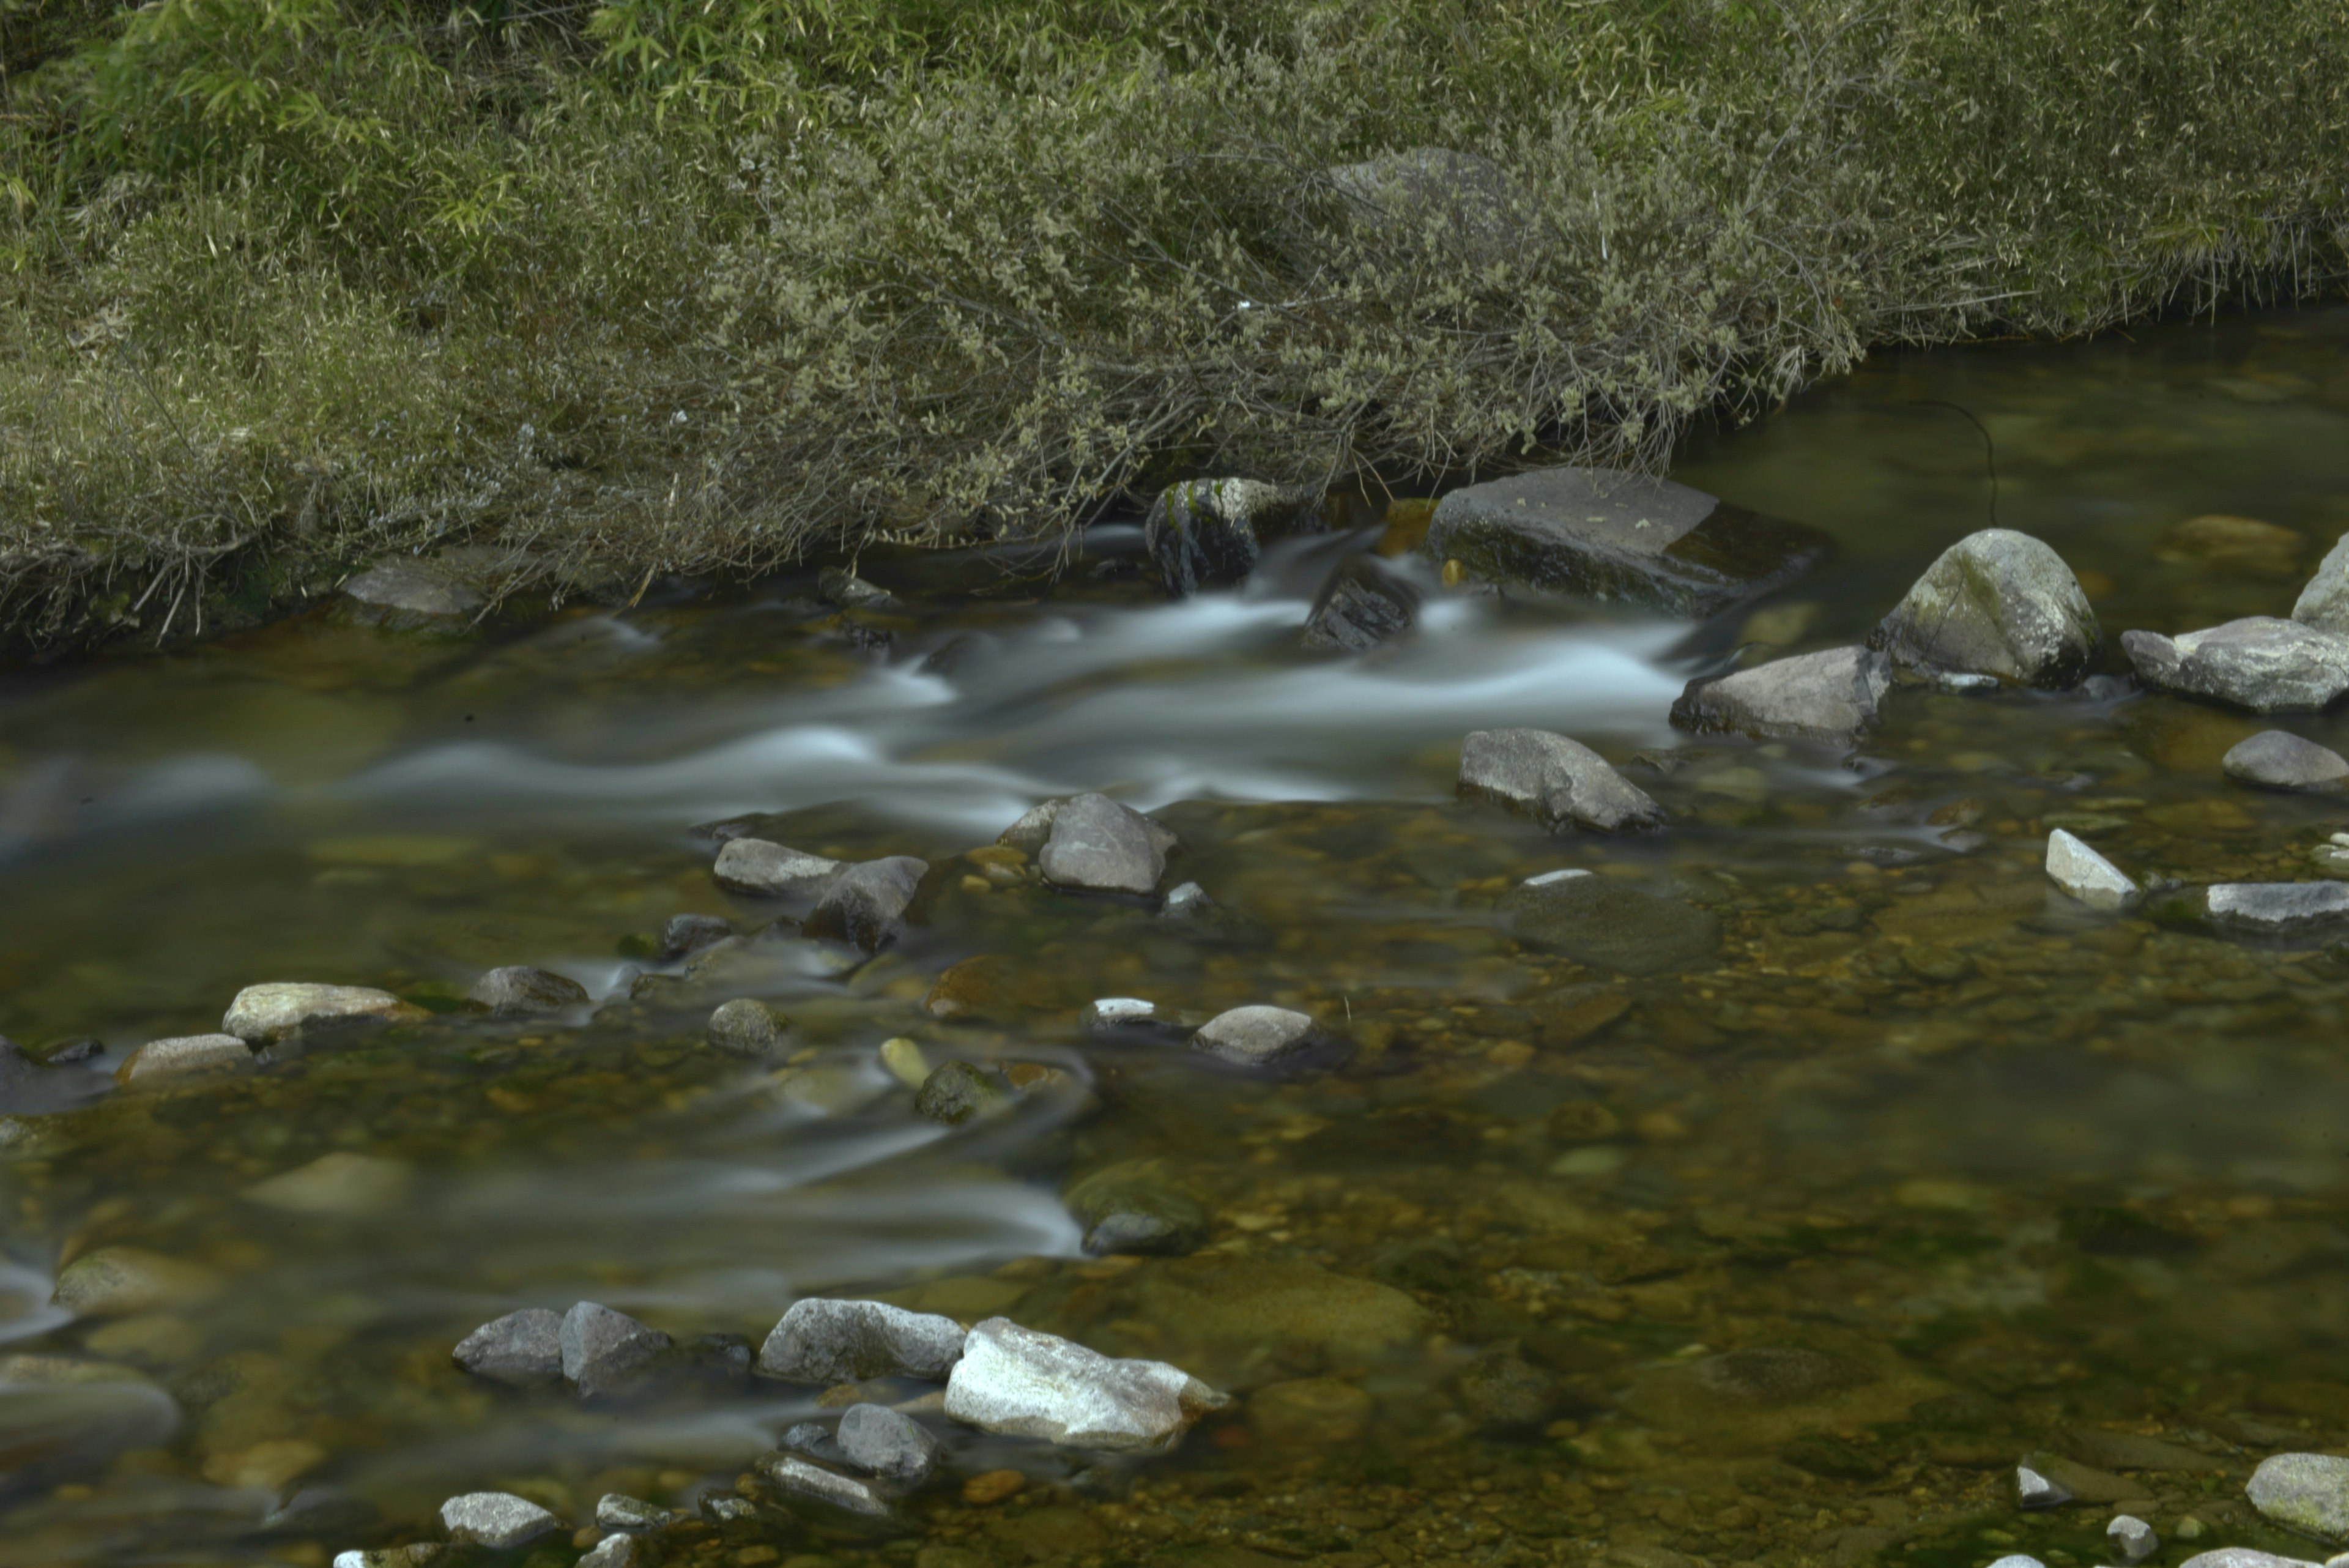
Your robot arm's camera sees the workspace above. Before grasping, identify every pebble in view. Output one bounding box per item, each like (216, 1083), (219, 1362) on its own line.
(2109, 1515), (2160, 1562)
(1457, 727), (1667, 833)
(1984, 1557), (2046, 1568)
(941, 1316), (1230, 1452)
(115, 1033), (253, 1087)
(594, 1494), (676, 1531)
(1189, 1005), (1326, 1069)
(809, 856), (929, 950)
(466, 965), (589, 1014)
(757, 1298), (967, 1383)
(877, 1036), (929, 1089)
(1037, 793), (1173, 896)
(753, 1451), (892, 1518)
(453, 1308), (566, 1388)
(706, 998), (789, 1057)
(2223, 730), (2349, 790)
(2249, 1452), (2349, 1542)
(2046, 828), (2140, 910)
(711, 839), (842, 898)
(1080, 997), (1167, 1037)
(439, 1492), (562, 1548)
(222, 983), (423, 1044)
(2017, 1463), (2074, 1509)
(836, 1401), (940, 1483)
(560, 1301), (672, 1398)
(2206, 882), (2349, 935)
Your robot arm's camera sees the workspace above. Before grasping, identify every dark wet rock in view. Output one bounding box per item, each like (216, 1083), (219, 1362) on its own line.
(837, 1402), (939, 1483)
(1302, 554), (1420, 652)
(1143, 478), (1324, 596)
(1039, 793), (1174, 896)
(439, 1492), (560, 1548)
(340, 561), (484, 631)
(1457, 728), (1664, 833)
(1065, 1161), (1208, 1257)
(1671, 645), (1893, 745)
(808, 856), (929, 951)
(754, 1451), (892, 1518)
(1502, 875), (1720, 976)
(35, 1036), (104, 1065)
(671, 1332), (754, 1389)
(660, 913), (734, 959)
(2069, 1428), (2217, 1471)
(1871, 529), (2099, 686)
(2206, 882), (2349, 935)
(595, 1494), (678, 1531)
(1456, 1348), (1559, 1433)
(915, 1061), (1009, 1124)
(2223, 730), (2349, 790)
(942, 1317), (1230, 1452)
(116, 1033), (253, 1087)
(712, 839), (842, 899)
(1190, 1006), (1334, 1070)
(818, 567), (900, 611)
(466, 965), (588, 1015)
(223, 983), (425, 1043)
(2123, 617), (2349, 712)
(2249, 1452), (2349, 1542)
(706, 998), (789, 1057)
(2046, 828), (2139, 910)
(2295, 532), (2349, 633)
(779, 1419), (842, 1465)
(0, 1036), (103, 1113)
(1423, 466), (1830, 617)
(560, 1302), (672, 1399)
(757, 1298), (967, 1384)
(453, 1308), (565, 1388)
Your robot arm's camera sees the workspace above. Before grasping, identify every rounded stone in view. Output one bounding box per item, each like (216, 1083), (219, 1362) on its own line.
(2249, 1453), (2349, 1544)
(706, 998), (788, 1057)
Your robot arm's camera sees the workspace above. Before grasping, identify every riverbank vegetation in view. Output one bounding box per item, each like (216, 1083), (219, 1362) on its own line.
(2, 0), (2347, 656)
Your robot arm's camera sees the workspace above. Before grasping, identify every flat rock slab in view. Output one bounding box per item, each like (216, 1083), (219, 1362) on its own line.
(943, 1317), (1229, 1452)
(1502, 875), (1720, 976)
(1424, 466), (1831, 618)
(453, 1308), (565, 1388)
(1039, 794), (1174, 896)
(439, 1492), (560, 1548)
(1872, 529), (2099, 686)
(2223, 730), (2349, 790)
(116, 1033), (253, 1087)
(2123, 617), (2349, 712)
(1457, 727), (1664, 833)
(223, 983), (425, 1044)
(713, 839), (842, 898)
(1671, 646), (1892, 745)
(2248, 1452), (2349, 1542)
(2206, 882), (2349, 935)
(758, 1298), (967, 1383)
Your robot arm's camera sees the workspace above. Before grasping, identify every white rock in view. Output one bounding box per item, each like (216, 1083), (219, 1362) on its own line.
(578, 1534), (648, 1568)
(2046, 829), (2139, 910)
(2122, 617), (2349, 712)
(1524, 869), (1593, 886)
(439, 1492), (560, 1548)
(877, 1037), (929, 1090)
(1082, 998), (1160, 1033)
(2208, 882), (2349, 934)
(2109, 1516), (2159, 1564)
(711, 839), (841, 898)
(115, 1034), (252, 1087)
(943, 1317), (1229, 1452)
(223, 983), (420, 1044)
(1985, 1556), (2047, 1568)
(2017, 1463), (2074, 1508)
(1190, 1006), (1323, 1069)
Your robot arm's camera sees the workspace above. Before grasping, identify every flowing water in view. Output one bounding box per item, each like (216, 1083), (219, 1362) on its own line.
(7, 305), (2349, 1568)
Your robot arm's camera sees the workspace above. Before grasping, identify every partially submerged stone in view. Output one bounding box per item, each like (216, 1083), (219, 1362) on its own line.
(1457, 727), (1665, 833)
(1303, 554), (1420, 653)
(1189, 1006), (1329, 1070)
(706, 998), (789, 1057)
(1038, 794), (1174, 896)
(2294, 532), (2349, 633)
(466, 966), (588, 1015)
(439, 1492), (560, 1548)
(807, 856), (929, 951)
(560, 1302), (672, 1399)
(1423, 466), (1831, 617)
(836, 1402), (940, 1483)
(2122, 617), (2349, 712)
(659, 913), (733, 960)
(914, 1060), (1010, 1125)
(2180, 1553), (2323, 1568)
(453, 1308), (565, 1388)
(1502, 875), (1720, 977)
(942, 1317), (1230, 1452)
(222, 983), (423, 1044)
(713, 839), (842, 898)
(1143, 478), (1324, 596)
(754, 1451), (892, 1518)
(757, 1298), (967, 1384)
(116, 1033), (252, 1087)
(1670, 646), (1893, 745)
(1871, 528), (2099, 686)
(2045, 829), (2139, 910)
(2206, 882), (2349, 935)
(2016, 1463), (2073, 1509)
(1064, 1160), (1208, 1257)
(2223, 730), (2349, 791)
(2247, 1452), (2349, 1542)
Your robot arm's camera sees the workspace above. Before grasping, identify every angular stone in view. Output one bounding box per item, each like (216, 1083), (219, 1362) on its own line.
(1423, 466), (1831, 617)
(1502, 875), (1720, 977)
(706, 998), (789, 1057)
(341, 562), (485, 631)
(713, 839), (842, 899)
(1143, 478), (1323, 597)
(577, 1534), (648, 1568)
(943, 1317), (1230, 1452)
(2123, 618), (2349, 712)
(453, 1308), (565, 1388)
(560, 1302), (672, 1398)
(1457, 728), (1665, 833)
(2110, 1516), (2160, 1563)
(660, 913), (733, 960)
(2295, 532), (2349, 633)
(1671, 645), (1893, 745)
(757, 1298), (967, 1384)
(1190, 1006), (1326, 1070)
(2045, 829), (2139, 910)
(2249, 1452), (2349, 1543)
(2206, 883), (2349, 935)
(2017, 1463), (2074, 1509)
(438, 1492), (560, 1548)
(1872, 529), (2099, 686)
(807, 856), (929, 951)
(753, 1451), (892, 1518)
(466, 966), (589, 1015)
(836, 1402), (940, 1482)
(116, 1033), (252, 1087)
(1039, 794), (1171, 896)
(818, 567), (899, 611)
(2224, 731), (2349, 791)
(595, 1494), (677, 1531)
(1303, 554), (1420, 653)
(222, 983), (423, 1044)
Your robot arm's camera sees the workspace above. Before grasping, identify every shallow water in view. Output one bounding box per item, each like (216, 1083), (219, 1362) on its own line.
(7, 306), (2349, 1568)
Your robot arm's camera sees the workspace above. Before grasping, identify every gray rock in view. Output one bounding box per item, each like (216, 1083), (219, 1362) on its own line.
(560, 1302), (672, 1399)
(836, 1402), (940, 1483)
(753, 1451), (892, 1518)
(2046, 829), (2139, 910)
(1159, 882), (1214, 919)
(1457, 728), (1666, 833)
(2293, 532), (2349, 633)
(115, 1033), (252, 1087)
(1423, 466), (1831, 617)
(818, 567), (899, 611)
(1670, 646), (1893, 745)
(2181, 1553), (2324, 1568)
(807, 856), (929, 951)
(1303, 554), (1420, 653)
(915, 1060), (1010, 1124)
(466, 966), (588, 1015)
(1143, 478), (1324, 596)
(712, 839), (842, 899)
(779, 1420), (842, 1462)
(1502, 875), (1720, 976)
(439, 1492), (561, 1548)
(941, 1317), (1230, 1452)
(2110, 1516), (2160, 1563)
(2224, 730), (2349, 790)
(2249, 1453), (2349, 1543)
(222, 983), (422, 1044)
(1985, 1558), (2046, 1568)
(2207, 882), (2349, 935)
(1871, 529), (2099, 686)
(2123, 618), (2349, 712)
(706, 998), (789, 1057)
(1065, 1160), (1208, 1257)
(595, 1494), (677, 1531)
(341, 562), (484, 631)
(756, 1298), (967, 1384)
(577, 1534), (649, 1568)
(659, 913), (733, 959)
(453, 1308), (565, 1388)
(1039, 793), (1173, 896)
(2017, 1463), (2074, 1509)
(1190, 1006), (1326, 1069)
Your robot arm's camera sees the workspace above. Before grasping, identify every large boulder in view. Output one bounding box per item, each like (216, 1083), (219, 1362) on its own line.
(1422, 467), (1831, 617)
(1302, 554), (1420, 653)
(1037, 794), (1174, 896)
(941, 1317), (1229, 1452)
(2293, 533), (2349, 633)
(1871, 529), (2099, 686)
(1457, 728), (1664, 833)
(1670, 646), (1893, 745)
(2222, 731), (2349, 791)
(1142, 479), (1324, 596)
(2122, 618), (2349, 712)
(1502, 875), (1720, 976)
(807, 856), (929, 951)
